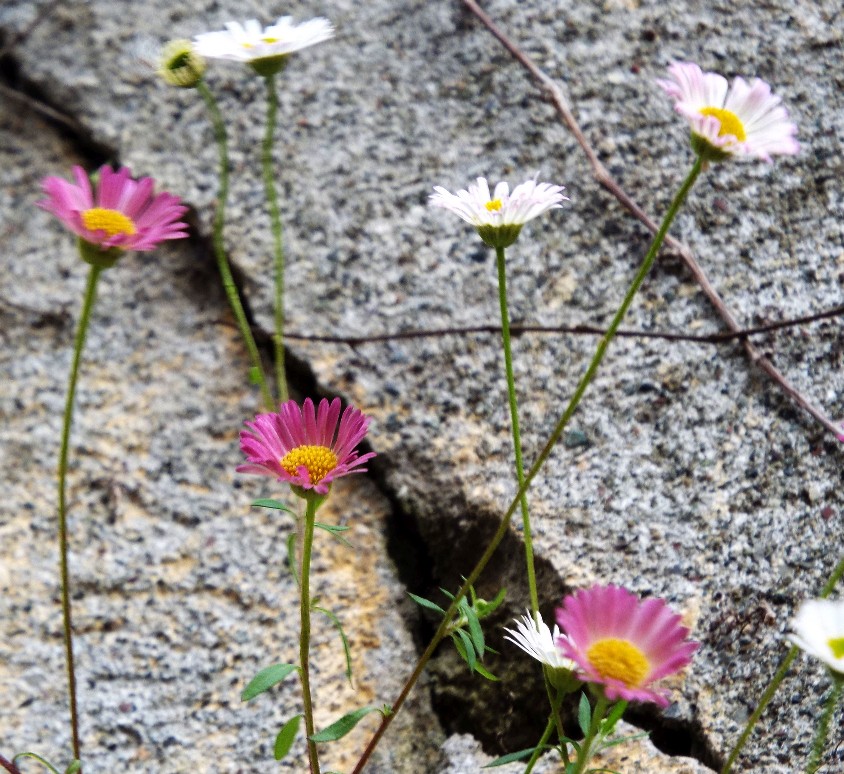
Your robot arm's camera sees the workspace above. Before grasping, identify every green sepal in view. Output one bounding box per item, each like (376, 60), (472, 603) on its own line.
(241, 662), (298, 701)
(273, 715), (302, 760)
(690, 132), (731, 163)
(310, 706), (385, 742)
(77, 237), (122, 269)
(250, 56), (288, 77)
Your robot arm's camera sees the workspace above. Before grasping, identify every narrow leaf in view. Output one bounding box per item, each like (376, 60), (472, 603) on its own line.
(241, 663), (298, 701)
(578, 693), (592, 737)
(455, 628), (477, 671)
(482, 747), (541, 767)
(600, 700), (627, 738)
(65, 763), (82, 774)
(314, 521), (352, 547)
(287, 533), (299, 586)
(13, 753), (62, 774)
(314, 605), (354, 683)
(472, 661), (499, 681)
(310, 706), (381, 742)
(274, 715), (302, 760)
(465, 606), (485, 658)
(407, 592), (445, 614)
(252, 498), (296, 514)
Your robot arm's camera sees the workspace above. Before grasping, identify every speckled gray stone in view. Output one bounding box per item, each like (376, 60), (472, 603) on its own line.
(1, 0), (843, 772)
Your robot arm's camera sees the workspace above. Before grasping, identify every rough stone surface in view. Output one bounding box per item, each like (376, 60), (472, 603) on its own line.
(2, 0), (843, 772)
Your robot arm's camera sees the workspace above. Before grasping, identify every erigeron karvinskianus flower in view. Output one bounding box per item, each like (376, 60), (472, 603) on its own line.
(38, 165), (189, 268)
(555, 584), (698, 707)
(504, 610), (581, 692)
(789, 599), (844, 676)
(658, 61), (799, 163)
(238, 398), (375, 501)
(158, 39), (206, 88)
(193, 16), (334, 77)
(429, 176), (567, 248)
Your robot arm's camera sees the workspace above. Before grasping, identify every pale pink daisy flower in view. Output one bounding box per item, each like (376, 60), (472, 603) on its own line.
(39, 165), (188, 253)
(194, 17), (333, 72)
(238, 398), (375, 496)
(657, 61), (798, 162)
(430, 176), (567, 248)
(788, 599), (844, 675)
(504, 610), (577, 670)
(555, 584), (698, 706)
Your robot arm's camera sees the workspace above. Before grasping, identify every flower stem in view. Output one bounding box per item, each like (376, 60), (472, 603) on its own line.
(262, 73), (289, 403)
(300, 497), (321, 774)
(197, 79), (274, 411)
(495, 245), (538, 615)
(350, 157), (704, 774)
(523, 685), (567, 773)
(806, 673), (843, 773)
(573, 694), (610, 774)
(722, 553), (844, 773)
(57, 263), (102, 764)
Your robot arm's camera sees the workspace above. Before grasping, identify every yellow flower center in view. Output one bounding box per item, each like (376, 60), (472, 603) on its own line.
(261, 36), (280, 44)
(828, 637), (844, 659)
(586, 638), (650, 687)
(81, 208), (137, 238)
(699, 107), (747, 142)
(485, 199), (503, 212)
(280, 445), (338, 485)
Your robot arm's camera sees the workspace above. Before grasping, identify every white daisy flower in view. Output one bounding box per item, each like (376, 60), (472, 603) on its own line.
(194, 17), (333, 75)
(657, 61), (799, 162)
(789, 599), (844, 675)
(430, 176), (567, 248)
(504, 610), (577, 671)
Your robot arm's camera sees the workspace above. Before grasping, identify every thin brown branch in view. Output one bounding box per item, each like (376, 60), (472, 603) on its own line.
(0, 755), (23, 774)
(285, 303), (843, 347)
(459, 0), (842, 440)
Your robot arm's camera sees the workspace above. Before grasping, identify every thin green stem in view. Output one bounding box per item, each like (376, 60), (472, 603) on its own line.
(722, 553), (844, 773)
(524, 685), (567, 773)
(197, 79), (274, 411)
(573, 694), (609, 774)
(57, 263), (102, 764)
(495, 244), (538, 615)
(806, 674), (843, 773)
(262, 73), (289, 403)
(350, 158), (704, 774)
(300, 497), (321, 774)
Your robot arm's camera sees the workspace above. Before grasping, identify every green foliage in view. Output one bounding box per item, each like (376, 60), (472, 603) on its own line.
(273, 715), (302, 761)
(314, 521), (352, 547)
(252, 498), (297, 514)
(310, 705), (387, 743)
(241, 663), (298, 701)
(313, 605), (353, 683)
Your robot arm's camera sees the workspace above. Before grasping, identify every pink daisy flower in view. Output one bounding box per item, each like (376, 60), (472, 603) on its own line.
(39, 165), (189, 252)
(238, 398), (376, 496)
(555, 584), (698, 707)
(657, 61), (799, 162)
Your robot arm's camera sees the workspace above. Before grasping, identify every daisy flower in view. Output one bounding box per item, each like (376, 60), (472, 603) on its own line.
(158, 39), (206, 89)
(193, 16), (334, 76)
(39, 165), (188, 267)
(657, 61), (799, 162)
(555, 584), (698, 706)
(789, 599), (844, 675)
(505, 610), (581, 692)
(429, 176), (567, 248)
(238, 398), (376, 497)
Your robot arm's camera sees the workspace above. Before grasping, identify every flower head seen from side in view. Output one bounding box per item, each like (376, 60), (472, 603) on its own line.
(39, 165), (189, 267)
(238, 398), (375, 499)
(657, 61), (799, 163)
(158, 39), (206, 88)
(555, 584), (698, 707)
(194, 16), (334, 76)
(505, 610), (581, 692)
(429, 176), (567, 249)
(789, 599), (844, 676)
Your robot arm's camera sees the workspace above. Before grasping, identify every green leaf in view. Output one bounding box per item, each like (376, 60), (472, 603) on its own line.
(314, 605), (354, 683)
(286, 533), (299, 586)
(600, 700), (627, 738)
(472, 661), (499, 681)
(12, 753), (62, 774)
(310, 706), (382, 742)
(599, 732), (648, 751)
(465, 605), (485, 658)
(476, 587), (507, 617)
(314, 521), (352, 547)
(65, 763), (82, 774)
(252, 498), (296, 514)
(578, 693), (592, 737)
(454, 628), (477, 671)
(482, 747), (543, 767)
(241, 663), (298, 701)
(407, 592), (445, 614)
(274, 715), (302, 760)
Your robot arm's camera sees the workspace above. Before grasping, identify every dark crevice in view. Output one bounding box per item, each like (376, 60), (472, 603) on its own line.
(4, 31), (722, 772)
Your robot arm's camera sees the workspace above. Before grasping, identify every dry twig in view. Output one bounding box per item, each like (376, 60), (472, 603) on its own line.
(459, 0), (842, 440)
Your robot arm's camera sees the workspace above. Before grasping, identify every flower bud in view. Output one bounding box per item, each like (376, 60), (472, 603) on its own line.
(158, 39), (205, 88)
